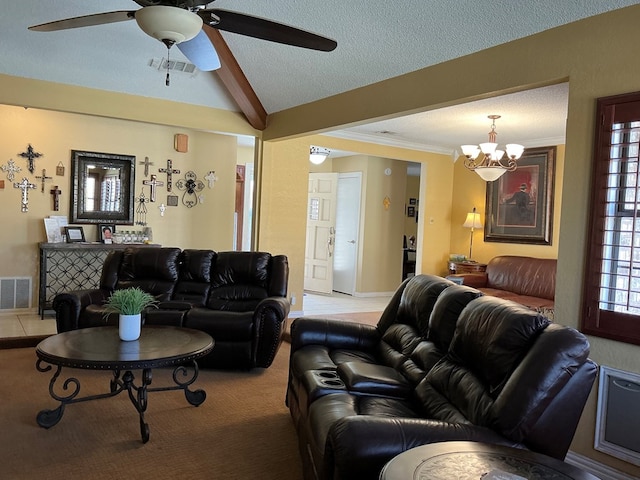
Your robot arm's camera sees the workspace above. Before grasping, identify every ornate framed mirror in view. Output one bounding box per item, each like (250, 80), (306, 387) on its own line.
(70, 150), (135, 224)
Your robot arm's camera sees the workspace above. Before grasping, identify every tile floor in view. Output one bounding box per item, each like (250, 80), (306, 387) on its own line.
(299, 291), (392, 316)
(0, 312), (57, 338)
(0, 291), (393, 339)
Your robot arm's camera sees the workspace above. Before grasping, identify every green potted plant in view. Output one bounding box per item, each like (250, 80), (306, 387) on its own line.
(103, 287), (158, 341)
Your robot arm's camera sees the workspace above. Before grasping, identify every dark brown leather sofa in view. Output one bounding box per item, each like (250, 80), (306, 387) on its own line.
(450, 255), (556, 318)
(287, 274), (596, 480)
(53, 247), (290, 369)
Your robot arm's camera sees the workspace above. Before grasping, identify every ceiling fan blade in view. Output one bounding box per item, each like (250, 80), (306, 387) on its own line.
(28, 11), (136, 32)
(177, 30), (221, 71)
(199, 9), (337, 52)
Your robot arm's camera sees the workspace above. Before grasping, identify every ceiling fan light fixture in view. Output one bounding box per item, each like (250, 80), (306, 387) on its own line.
(135, 6), (203, 45)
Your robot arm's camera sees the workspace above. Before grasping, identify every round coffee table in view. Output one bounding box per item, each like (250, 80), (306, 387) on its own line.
(379, 441), (600, 480)
(35, 326), (214, 443)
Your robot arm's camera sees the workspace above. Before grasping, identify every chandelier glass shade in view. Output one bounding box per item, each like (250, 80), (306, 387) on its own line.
(309, 146), (330, 165)
(461, 115), (524, 182)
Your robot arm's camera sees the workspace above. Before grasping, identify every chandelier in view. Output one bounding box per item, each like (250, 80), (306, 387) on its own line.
(461, 115), (524, 182)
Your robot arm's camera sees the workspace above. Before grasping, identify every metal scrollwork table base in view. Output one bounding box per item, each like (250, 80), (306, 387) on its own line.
(35, 326), (214, 443)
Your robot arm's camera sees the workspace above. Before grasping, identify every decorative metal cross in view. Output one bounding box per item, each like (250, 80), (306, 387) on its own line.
(1, 159), (21, 182)
(50, 185), (62, 211)
(158, 159), (180, 192)
(142, 174), (164, 202)
(136, 191), (149, 226)
(13, 177), (37, 212)
(139, 156), (153, 177)
(36, 168), (53, 193)
(204, 170), (218, 188)
(175, 170), (204, 208)
(18, 144), (43, 174)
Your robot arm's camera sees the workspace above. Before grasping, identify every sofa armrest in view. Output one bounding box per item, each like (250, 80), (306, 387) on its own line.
(448, 273), (488, 288)
(325, 416), (518, 480)
(290, 316), (381, 353)
(253, 296), (291, 368)
(53, 289), (110, 332)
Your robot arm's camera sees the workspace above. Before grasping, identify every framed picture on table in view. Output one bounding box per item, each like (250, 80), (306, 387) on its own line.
(64, 226), (85, 243)
(484, 146), (556, 245)
(99, 224), (116, 244)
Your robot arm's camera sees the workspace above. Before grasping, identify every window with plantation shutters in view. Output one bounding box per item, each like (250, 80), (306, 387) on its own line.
(583, 91), (640, 344)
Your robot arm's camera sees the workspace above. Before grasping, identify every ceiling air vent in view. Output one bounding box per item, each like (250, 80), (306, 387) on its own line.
(148, 58), (198, 76)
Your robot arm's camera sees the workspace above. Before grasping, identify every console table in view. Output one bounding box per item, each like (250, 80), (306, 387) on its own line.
(38, 242), (157, 317)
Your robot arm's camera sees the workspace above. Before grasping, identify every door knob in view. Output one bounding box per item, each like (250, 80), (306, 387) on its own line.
(347, 240), (356, 244)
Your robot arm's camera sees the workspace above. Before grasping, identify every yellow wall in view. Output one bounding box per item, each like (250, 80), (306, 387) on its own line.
(260, 6), (640, 477)
(0, 104), (238, 305)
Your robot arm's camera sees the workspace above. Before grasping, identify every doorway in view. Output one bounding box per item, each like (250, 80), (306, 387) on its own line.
(332, 172), (362, 295)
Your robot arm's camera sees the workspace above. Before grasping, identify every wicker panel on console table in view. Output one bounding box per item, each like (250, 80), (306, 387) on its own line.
(38, 243), (159, 317)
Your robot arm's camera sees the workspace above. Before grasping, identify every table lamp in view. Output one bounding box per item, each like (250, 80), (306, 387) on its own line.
(463, 207), (483, 261)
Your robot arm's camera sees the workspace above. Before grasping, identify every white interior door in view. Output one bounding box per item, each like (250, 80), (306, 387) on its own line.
(333, 173), (362, 295)
(304, 173), (338, 294)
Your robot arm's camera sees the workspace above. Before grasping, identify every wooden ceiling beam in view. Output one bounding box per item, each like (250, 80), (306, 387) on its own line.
(204, 28), (267, 131)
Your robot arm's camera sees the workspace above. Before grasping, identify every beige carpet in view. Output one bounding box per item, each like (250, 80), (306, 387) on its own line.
(0, 342), (302, 480)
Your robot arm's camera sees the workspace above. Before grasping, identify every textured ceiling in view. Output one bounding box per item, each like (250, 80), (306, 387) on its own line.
(1, 1), (638, 153)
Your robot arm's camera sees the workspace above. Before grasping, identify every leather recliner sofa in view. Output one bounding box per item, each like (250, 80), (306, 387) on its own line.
(287, 274), (597, 480)
(53, 247), (290, 369)
(450, 255), (557, 318)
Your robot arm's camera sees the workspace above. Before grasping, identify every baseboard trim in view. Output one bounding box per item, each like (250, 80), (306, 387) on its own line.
(288, 309), (304, 318)
(565, 450), (630, 480)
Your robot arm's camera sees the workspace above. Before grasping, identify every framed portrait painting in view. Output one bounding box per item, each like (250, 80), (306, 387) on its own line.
(484, 146), (556, 245)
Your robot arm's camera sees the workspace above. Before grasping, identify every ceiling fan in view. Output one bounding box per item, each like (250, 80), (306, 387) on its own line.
(28, 0), (337, 73)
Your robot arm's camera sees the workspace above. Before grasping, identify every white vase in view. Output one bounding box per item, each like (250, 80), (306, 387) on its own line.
(119, 313), (142, 341)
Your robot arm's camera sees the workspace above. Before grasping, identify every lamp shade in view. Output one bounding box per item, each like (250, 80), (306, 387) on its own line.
(463, 211), (482, 229)
(135, 6), (203, 44)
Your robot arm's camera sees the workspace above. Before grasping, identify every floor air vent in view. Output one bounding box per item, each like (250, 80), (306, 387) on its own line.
(595, 365), (640, 466)
(0, 277), (31, 310)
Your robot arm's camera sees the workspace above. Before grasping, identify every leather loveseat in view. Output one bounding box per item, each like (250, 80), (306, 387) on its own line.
(449, 255), (556, 318)
(53, 247), (290, 369)
(287, 274), (596, 480)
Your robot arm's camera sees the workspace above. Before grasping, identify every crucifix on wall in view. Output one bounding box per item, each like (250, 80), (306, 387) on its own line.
(142, 174), (164, 202)
(158, 159), (180, 192)
(139, 156), (153, 177)
(36, 168), (53, 193)
(18, 144), (43, 174)
(204, 170), (218, 188)
(50, 185), (61, 211)
(13, 177), (37, 212)
(1, 159), (21, 182)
